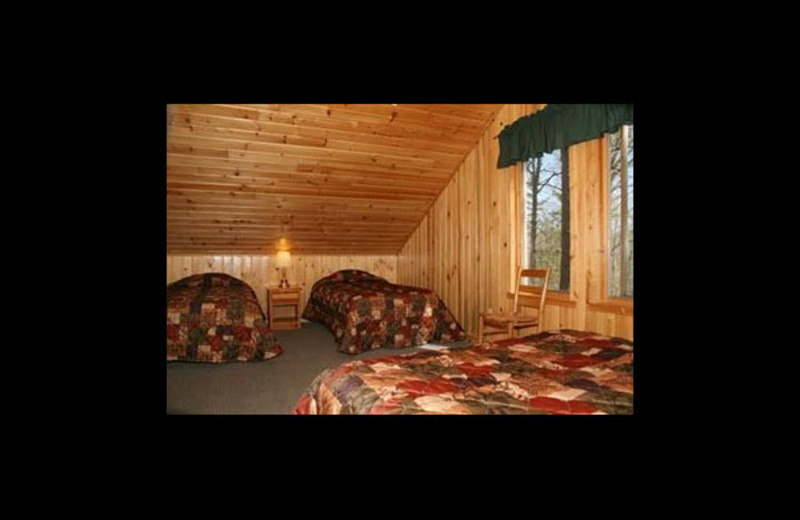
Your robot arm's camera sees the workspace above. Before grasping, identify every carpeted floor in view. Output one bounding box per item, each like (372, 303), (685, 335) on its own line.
(166, 321), (473, 414)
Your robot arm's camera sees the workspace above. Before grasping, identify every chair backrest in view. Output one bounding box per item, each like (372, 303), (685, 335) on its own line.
(512, 265), (551, 319)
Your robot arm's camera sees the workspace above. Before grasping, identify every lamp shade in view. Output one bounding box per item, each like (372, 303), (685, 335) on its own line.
(275, 250), (292, 268)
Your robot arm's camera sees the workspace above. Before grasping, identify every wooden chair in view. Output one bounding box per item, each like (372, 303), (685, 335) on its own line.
(477, 266), (551, 345)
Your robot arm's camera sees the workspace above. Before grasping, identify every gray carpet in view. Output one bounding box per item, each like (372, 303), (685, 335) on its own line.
(166, 321), (473, 414)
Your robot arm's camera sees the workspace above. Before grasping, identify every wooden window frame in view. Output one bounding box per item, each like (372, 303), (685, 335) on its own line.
(517, 153), (571, 297)
(511, 131), (633, 317)
(589, 131), (633, 315)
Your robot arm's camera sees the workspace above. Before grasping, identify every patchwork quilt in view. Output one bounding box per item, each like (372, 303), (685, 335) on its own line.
(302, 270), (466, 355)
(293, 329), (633, 414)
(166, 273), (282, 363)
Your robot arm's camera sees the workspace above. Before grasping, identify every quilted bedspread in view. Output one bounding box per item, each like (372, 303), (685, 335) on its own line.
(166, 273), (282, 363)
(302, 270), (466, 355)
(293, 329), (633, 414)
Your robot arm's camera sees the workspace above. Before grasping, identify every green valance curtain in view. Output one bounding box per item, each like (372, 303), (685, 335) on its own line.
(497, 104), (633, 168)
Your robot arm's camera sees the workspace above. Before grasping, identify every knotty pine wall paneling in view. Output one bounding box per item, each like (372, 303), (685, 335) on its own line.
(167, 254), (397, 314)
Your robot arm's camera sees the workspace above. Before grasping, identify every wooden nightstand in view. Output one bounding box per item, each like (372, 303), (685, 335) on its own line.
(267, 286), (302, 330)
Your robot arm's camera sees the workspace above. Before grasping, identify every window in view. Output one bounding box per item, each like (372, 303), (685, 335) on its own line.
(608, 124), (633, 298)
(521, 149), (570, 291)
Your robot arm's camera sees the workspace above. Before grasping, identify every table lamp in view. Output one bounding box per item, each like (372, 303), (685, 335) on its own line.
(275, 251), (292, 289)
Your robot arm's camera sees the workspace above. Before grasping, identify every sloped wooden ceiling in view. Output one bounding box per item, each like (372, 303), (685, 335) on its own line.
(167, 104), (503, 254)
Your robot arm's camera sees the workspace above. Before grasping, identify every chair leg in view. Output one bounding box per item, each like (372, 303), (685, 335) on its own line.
(508, 322), (514, 339)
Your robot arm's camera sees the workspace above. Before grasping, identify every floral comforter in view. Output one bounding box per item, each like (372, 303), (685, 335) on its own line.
(302, 270), (465, 355)
(293, 329), (633, 414)
(166, 273), (282, 363)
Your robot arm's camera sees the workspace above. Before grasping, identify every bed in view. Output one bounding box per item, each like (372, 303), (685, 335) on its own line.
(292, 329), (633, 414)
(166, 273), (282, 363)
(302, 269), (466, 355)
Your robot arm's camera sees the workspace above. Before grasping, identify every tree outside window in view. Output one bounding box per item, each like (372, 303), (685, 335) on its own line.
(521, 149), (570, 291)
(608, 124), (633, 298)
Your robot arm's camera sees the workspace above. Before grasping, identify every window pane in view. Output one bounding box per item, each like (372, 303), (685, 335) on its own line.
(608, 125), (633, 298)
(521, 150), (570, 291)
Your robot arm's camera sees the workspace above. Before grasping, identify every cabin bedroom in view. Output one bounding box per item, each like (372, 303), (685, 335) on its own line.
(166, 103), (634, 415)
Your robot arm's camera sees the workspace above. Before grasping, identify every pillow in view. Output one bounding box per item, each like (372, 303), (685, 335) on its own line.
(167, 272), (247, 289)
(325, 270), (385, 284)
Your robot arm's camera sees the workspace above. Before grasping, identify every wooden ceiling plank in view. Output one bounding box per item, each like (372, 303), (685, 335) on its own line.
(168, 248), (401, 255)
(167, 153), (453, 180)
(166, 103), (503, 255)
(169, 117), (472, 155)
(226, 104), (489, 131)
(167, 223), (417, 233)
(277, 104), (493, 128)
(167, 231), (414, 240)
(170, 110), (479, 150)
(168, 148), (453, 176)
(168, 145), (447, 172)
(167, 222), (416, 233)
(398, 104), (502, 119)
(165, 204), (424, 220)
(165, 191), (429, 207)
(173, 105), (483, 144)
(166, 181), (436, 201)
(166, 175), (444, 198)
(167, 164), (452, 187)
(167, 131), (466, 164)
(165, 189), (432, 209)
(167, 142), (458, 172)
